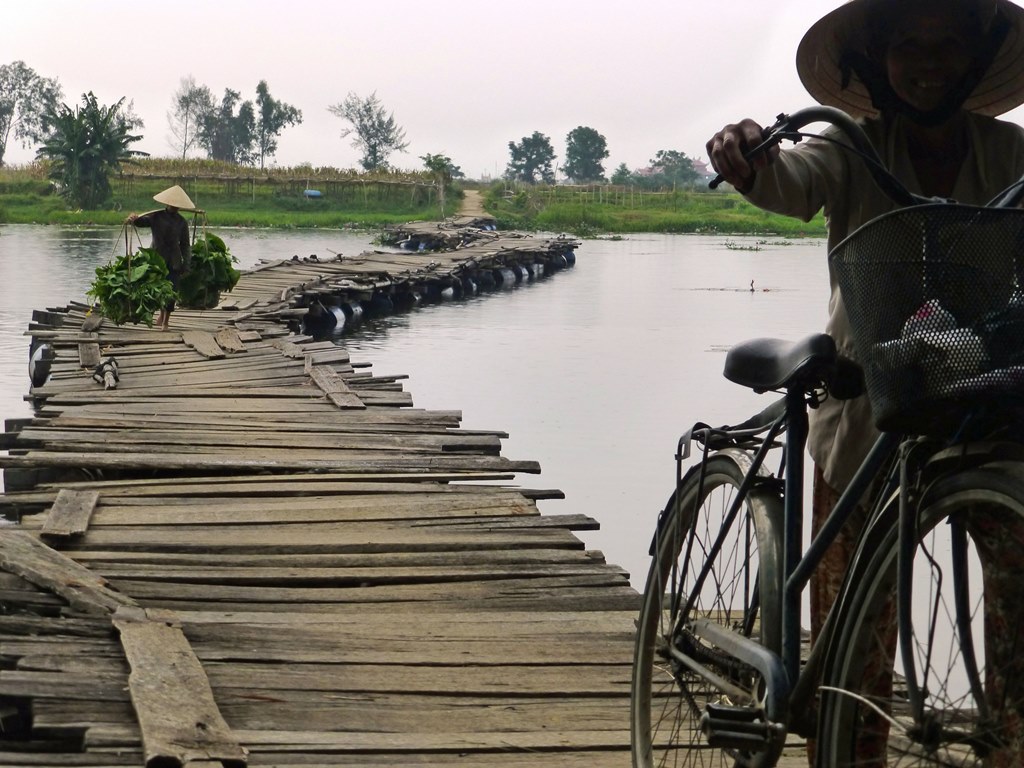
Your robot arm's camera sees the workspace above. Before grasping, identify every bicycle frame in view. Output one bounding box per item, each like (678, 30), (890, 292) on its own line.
(679, 387), (903, 737)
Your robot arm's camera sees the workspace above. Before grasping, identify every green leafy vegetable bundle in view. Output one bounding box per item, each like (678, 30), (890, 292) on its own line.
(179, 232), (241, 309)
(87, 247), (176, 326)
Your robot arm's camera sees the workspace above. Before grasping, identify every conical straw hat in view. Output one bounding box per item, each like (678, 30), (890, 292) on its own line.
(796, 0), (1024, 118)
(153, 185), (196, 211)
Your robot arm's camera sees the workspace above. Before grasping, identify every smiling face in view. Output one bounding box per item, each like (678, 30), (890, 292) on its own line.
(883, 6), (982, 114)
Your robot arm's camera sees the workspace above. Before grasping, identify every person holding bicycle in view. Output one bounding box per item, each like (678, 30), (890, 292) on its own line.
(708, 0), (1024, 762)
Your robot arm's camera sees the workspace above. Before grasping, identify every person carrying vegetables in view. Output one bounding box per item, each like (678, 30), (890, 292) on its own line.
(126, 185), (197, 330)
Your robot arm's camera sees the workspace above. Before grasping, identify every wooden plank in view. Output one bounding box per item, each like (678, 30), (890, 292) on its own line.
(242, 752), (629, 768)
(34, 694), (626, 740)
(4, 637), (125, 657)
(51, 401), (462, 423)
(107, 573), (628, 605)
(40, 489), (100, 539)
(0, 450), (536, 474)
(15, 428), (501, 455)
(67, 493), (534, 525)
(0, 530), (136, 615)
(204, 660), (628, 697)
(306, 348), (350, 365)
(0, 476), (516, 504)
(231, 728), (629, 751)
(272, 338), (306, 358)
(0, 749), (143, 766)
(308, 365), (365, 409)
(66, 548), (606, 570)
(0, 613), (114, 638)
(112, 606), (247, 768)
(146, 607), (635, 628)
(215, 297), (258, 311)
(17, 625), (630, 667)
(78, 331), (100, 368)
(45, 414), (487, 435)
(87, 561), (622, 590)
(181, 330), (226, 360)
(52, 521), (584, 553)
(213, 327), (246, 353)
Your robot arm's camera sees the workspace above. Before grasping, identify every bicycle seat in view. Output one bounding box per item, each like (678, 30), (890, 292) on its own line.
(724, 334), (838, 393)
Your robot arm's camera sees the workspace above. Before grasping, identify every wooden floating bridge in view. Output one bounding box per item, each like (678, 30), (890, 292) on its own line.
(0, 229), (639, 768)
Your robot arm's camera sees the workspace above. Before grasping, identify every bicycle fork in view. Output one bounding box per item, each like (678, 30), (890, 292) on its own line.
(895, 443), (995, 755)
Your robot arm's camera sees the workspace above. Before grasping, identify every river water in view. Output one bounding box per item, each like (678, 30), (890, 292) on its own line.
(0, 223), (830, 587)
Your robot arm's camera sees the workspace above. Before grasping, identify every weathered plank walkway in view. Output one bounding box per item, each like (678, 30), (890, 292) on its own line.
(1, 235), (641, 767)
(224, 229), (578, 333)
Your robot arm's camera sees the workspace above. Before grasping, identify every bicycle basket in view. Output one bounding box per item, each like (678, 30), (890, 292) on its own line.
(830, 204), (1024, 434)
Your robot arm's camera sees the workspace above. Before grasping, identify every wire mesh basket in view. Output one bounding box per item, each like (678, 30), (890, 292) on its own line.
(830, 204), (1024, 434)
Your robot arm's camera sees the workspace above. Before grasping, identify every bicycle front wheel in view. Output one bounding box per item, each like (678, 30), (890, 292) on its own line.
(819, 461), (1024, 766)
(631, 449), (784, 768)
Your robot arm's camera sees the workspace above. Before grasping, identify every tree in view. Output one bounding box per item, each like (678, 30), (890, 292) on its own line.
(254, 80), (301, 170)
(0, 61), (62, 167)
(421, 153), (464, 218)
(646, 149), (699, 189)
(563, 126), (608, 183)
(36, 92), (145, 209)
(197, 88), (255, 164)
(421, 153), (463, 182)
(327, 92), (408, 171)
(166, 75), (213, 159)
(610, 162), (631, 185)
(505, 132), (555, 184)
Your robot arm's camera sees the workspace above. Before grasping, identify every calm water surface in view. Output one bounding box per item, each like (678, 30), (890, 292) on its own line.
(0, 224), (830, 586)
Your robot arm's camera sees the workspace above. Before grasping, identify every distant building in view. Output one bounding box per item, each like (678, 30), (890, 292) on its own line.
(691, 157), (716, 183)
(634, 157), (716, 187)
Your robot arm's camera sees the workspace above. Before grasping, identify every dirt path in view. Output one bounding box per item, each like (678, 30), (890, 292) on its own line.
(457, 188), (488, 217)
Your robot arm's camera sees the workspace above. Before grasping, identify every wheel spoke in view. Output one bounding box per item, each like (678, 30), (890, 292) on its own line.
(632, 456), (779, 767)
(819, 467), (1024, 766)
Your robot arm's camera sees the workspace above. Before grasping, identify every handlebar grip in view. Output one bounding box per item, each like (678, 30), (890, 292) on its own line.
(708, 126), (777, 191)
(708, 107), (923, 207)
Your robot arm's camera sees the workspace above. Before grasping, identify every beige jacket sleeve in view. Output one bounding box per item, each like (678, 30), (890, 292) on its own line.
(729, 114), (1024, 493)
(744, 127), (852, 229)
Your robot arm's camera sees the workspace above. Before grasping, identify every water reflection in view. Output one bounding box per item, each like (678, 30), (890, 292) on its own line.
(0, 225), (830, 586)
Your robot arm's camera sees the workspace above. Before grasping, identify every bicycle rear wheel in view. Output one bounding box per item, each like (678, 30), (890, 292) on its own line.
(631, 449), (784, 768)
(818, 461), (1024, 766)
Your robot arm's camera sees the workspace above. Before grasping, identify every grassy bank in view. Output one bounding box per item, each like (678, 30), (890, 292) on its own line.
(0, 160), (826, 236)
(483, 183), (828, 237)
(0, 161), (446, 228)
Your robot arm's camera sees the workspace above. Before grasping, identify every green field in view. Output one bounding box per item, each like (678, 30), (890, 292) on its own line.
(0, 160), (826, 237)
(0, 160), (447, 228)
(483, 182), (827, 237)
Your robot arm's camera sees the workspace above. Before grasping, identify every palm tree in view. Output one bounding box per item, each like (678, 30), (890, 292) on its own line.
(36, 92), (145, 209)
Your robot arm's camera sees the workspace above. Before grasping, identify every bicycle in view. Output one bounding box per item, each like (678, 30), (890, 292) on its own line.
(630, 106), (1024, 767)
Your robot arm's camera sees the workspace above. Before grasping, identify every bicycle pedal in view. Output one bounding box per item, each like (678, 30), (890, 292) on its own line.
(700, 703), (779, 751)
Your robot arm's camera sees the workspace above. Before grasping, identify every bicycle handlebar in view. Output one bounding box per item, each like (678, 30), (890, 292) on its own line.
(709, 106), (938, 208)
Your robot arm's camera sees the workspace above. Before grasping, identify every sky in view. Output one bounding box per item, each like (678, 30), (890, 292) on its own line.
(7, 1), (1024, 180)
